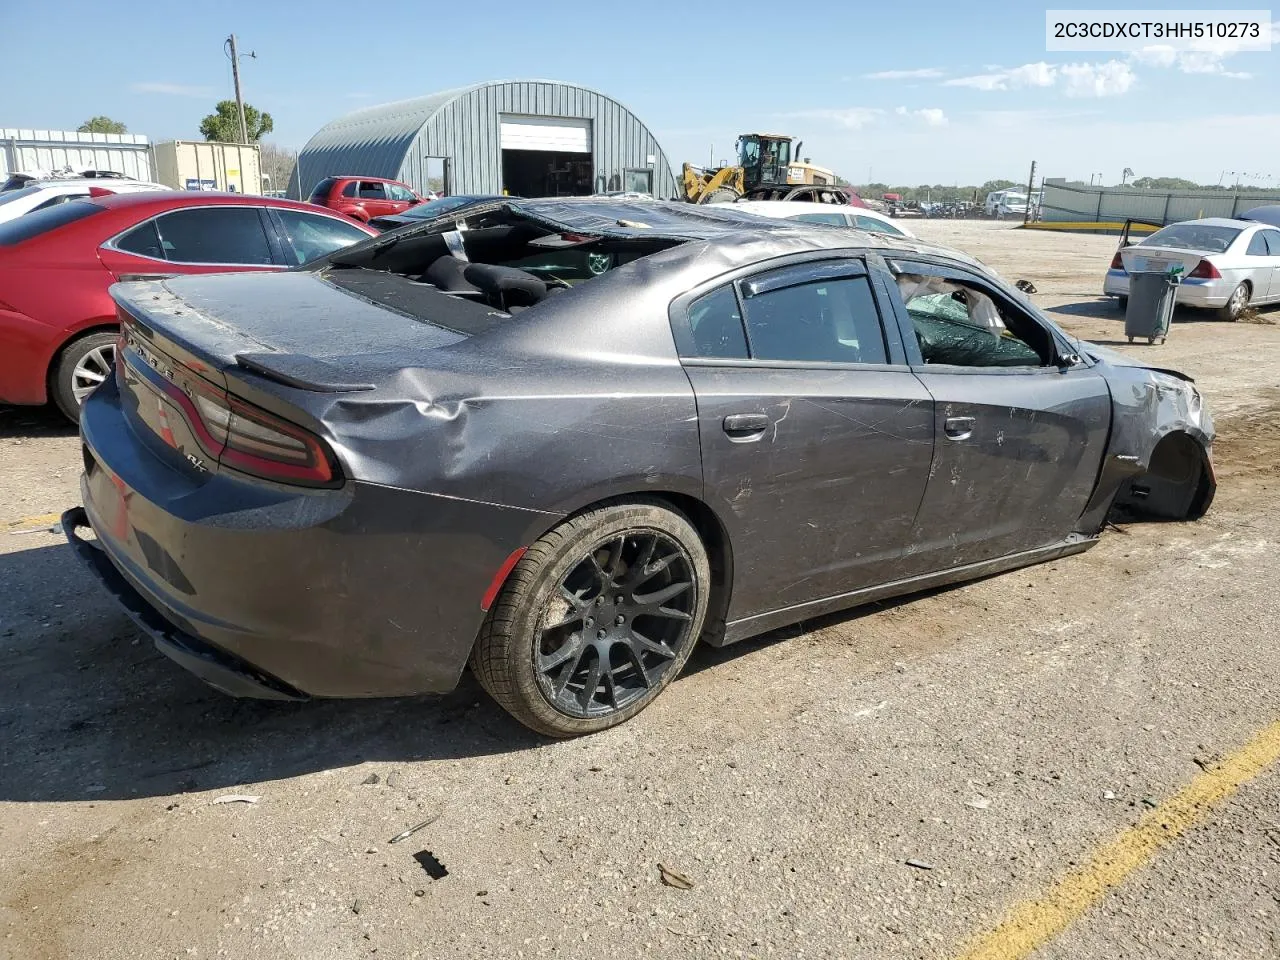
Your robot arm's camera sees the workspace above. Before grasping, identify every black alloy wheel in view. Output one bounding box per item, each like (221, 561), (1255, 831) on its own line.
(471, 499), (710, 737)
(534, 532), (696, 718)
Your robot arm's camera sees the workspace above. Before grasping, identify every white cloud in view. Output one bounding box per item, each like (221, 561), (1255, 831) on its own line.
(1060, 60), (1136, 98)
(1130, 45), (1178, 68)
(896, 106), (948, 126)
(789, 107), (884, 130)
(130, 82), (215, 98)
(1005, 62), (1057, 88)
(944, 59), (1135, 97)
(943, 73), (1009, 91)
(863, 67), (944, 80)
(944, 62), (1057, 91)
(1130, 23), (1272, 79)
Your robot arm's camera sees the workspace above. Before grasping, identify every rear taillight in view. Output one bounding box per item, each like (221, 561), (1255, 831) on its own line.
(1188, 259), (1221, 279)
(1110, 252), (1125, 270)
(215, 393), (335, 484)
(128, 348), (338, 486)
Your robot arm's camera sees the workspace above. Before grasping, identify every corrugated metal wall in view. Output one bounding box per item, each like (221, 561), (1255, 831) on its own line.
(1, 129), (153, 181)
(1042, 178), (1280, 225)
(293, 81), (677, 200)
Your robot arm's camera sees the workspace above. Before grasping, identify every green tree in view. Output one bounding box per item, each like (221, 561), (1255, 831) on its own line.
(77, 116), (127, 134)
(1131, 176), (1203, 190)
(980, 178), (1020, 194)
(199, 100), (274, 143)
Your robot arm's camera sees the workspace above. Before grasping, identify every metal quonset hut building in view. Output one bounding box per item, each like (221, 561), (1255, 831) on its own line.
(293, 80), (678, 201)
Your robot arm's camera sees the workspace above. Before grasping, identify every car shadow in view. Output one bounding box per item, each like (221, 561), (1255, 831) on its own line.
(0, 404), (76, 439)
(0, 515), (1175, 805)
(0, 540), (547, 804)
(1044, 299), (1122, 320)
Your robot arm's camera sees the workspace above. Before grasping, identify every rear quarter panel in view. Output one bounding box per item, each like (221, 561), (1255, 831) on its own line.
(0, 243), (117, 403)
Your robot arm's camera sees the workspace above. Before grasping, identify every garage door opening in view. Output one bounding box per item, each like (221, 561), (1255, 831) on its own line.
(502, 149), (594, 197)
(499, 115), (594, 198)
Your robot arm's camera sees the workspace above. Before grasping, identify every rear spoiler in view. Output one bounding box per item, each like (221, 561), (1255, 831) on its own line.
(235, 352), (375, 392)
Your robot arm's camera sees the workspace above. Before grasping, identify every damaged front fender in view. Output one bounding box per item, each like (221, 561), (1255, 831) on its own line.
(1076, 344), (1215, 531)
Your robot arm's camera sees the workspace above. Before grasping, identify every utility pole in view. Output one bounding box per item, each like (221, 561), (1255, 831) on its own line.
(227, 34), (250, 144)
(1023, 159), (1037, 224)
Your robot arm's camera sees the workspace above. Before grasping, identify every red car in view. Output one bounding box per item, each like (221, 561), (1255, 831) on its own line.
(308, 176), (427, 223)
(0, 192), (375, 420)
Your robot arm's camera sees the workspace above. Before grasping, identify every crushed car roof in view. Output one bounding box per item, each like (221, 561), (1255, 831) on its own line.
(342, 195), (971, 265)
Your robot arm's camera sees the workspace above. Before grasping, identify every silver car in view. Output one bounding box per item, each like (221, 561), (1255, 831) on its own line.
(1103, 217), (1280, 320)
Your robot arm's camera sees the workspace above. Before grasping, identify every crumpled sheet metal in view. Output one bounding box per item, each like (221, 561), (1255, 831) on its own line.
(1088, 343), (1214, 470)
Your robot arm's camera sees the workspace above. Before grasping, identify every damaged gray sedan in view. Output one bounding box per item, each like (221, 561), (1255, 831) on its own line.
(64, 198), (1214, 736)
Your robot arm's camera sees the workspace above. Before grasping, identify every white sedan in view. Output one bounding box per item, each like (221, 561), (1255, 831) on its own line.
(0, 179), (172, 224)
(726, 199), (917, 239)
(1104, 217), (1280, 320)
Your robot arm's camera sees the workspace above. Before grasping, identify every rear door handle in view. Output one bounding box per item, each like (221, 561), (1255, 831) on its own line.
(944, 416), (976, 441)
(722, 413), (770, 441)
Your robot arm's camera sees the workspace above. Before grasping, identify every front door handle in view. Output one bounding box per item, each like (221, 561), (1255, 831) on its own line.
(944, 416), (975, 441)
(722, 413), (770, 441)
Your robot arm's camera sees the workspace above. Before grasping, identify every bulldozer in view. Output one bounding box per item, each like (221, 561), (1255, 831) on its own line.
(682, 133), (797, 204)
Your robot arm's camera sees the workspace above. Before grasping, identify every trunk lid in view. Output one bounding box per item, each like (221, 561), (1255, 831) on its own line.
(111, 270), (469, 377)
(1119, 244), (1208, 276)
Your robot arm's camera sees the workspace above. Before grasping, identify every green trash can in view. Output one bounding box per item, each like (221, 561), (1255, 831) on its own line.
(1125, 269), (1180, 345)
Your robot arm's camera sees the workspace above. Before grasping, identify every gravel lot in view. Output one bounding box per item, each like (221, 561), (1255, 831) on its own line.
(2, 220), (1277, 960)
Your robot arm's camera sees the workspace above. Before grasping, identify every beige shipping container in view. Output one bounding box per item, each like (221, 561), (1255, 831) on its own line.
(152, 140), (262, 195)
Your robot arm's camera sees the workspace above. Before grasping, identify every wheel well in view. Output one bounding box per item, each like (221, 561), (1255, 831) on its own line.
(1112, 431), (1214, 521)
(554, 491), (735, 647)
(47, 324), (117, 396)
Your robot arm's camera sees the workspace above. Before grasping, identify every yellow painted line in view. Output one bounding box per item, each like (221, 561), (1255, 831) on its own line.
(953, 717), (1280, 960)
(1022, 221), (1160, 233)
(5, 512), (62, 531)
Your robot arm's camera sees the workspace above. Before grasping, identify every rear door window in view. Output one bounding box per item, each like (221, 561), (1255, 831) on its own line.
(1264, 230), (1280, 256)
(0, 200), (103, 245)
(738, 262), (889, 364)
(683, 285), (749, 359)
(358, 181), (388, 200)
(152, 207), (275, 264)
(1246, 231), (1269, 256)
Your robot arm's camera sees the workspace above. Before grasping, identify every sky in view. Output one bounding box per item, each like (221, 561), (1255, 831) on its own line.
(2, 0), (1277, 187)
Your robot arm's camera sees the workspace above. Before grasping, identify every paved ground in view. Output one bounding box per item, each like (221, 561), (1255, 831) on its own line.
(1, 221), (1277, 960)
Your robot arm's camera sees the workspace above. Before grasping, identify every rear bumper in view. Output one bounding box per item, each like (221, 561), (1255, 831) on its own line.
(63, 507), (305, 700)
(74, 377), (541, 698)
(1103, 269), (1129, 297)
(1103, 271), (1230, 307)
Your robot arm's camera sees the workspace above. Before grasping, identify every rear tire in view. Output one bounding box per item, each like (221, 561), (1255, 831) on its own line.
(1216, 283), (1248, 321)
(1116, 295), (1128, 312)
(52, 331), (117, 423)
(471, 499), (710, 737)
